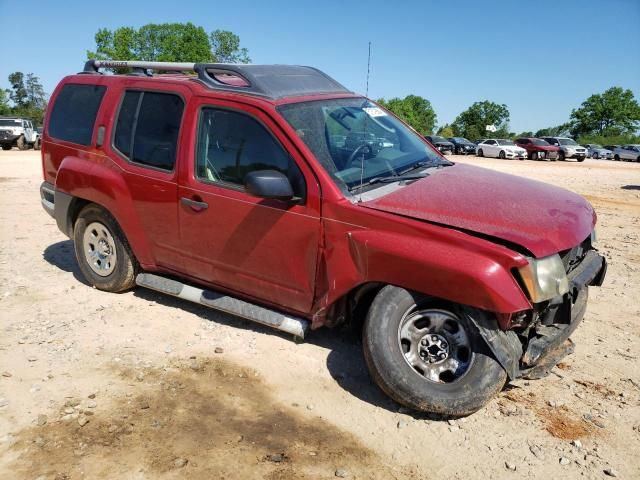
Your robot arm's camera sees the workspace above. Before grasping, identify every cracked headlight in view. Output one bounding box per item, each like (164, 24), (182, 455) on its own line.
(517, 253), (569, 303)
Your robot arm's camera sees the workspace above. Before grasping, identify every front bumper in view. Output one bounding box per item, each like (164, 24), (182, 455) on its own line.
(566, 151), (587, 159)
(505, 151), (526, 159)
(472, 250), (607, 380)
(0, 132), (19, 143)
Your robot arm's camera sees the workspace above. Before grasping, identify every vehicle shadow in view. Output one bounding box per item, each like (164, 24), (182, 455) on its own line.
(42, 240), (91, 286)
(42, 240), (452, 420)
(621, 185), (640, 191)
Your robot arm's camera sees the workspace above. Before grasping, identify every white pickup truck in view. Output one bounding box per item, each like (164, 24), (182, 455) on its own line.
(0, 117), (41, 151)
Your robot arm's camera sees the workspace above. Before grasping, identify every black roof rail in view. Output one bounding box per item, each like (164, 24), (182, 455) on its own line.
(82, 59), (352, 100)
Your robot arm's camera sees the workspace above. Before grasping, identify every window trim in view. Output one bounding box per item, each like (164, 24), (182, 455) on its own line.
(193, 104), (307, 203)
(110, 88), (186, 174)
(48, 83), (107, 147)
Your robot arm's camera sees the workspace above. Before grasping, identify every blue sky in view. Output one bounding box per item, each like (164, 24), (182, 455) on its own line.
(1, 0), (639, 132)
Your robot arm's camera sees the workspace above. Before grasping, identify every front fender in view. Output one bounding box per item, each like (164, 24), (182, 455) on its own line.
(54, 155), (155, 267)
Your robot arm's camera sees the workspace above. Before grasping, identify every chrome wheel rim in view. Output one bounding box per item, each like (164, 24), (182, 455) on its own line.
(398, 308), (474, 383)
(83, 221), (117, 277)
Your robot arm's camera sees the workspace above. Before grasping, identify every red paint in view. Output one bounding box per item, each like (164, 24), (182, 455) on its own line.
(515, 137), (562, 157)
(42, 72), (597, 329)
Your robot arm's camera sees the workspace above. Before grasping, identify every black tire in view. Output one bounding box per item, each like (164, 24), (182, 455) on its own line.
(559, 151), (565, 161)
(1, 144), (11, 151)
(477, 148), (483, 157)
(530, 152), (537, 160)
(33, 137), (41, 151)
(498, 150), (506, 159)
(636, 156), (640, 163)
(614, 154), (620, 161)
(16, 135), (28, 151)
(577, 157), (585, 163)
(362, 286), (507, 416)
(592, 152), (599, 159)
(73, 204), (138, 292)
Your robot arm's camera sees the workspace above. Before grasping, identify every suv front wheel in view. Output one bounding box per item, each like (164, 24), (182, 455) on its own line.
(74, 204), (138, 292)
(363, 286), (507, 416)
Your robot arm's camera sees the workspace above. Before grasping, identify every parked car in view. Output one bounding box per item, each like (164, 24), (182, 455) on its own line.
(39, 59), (606, 416)
(612, 144), (640, 162)
(448, 137), (477, 155)
(603, 144), (620, 152)
(476, 139), (527, 159)
(581, 144), (613, 160)
(541, 137), (587, 162)
(515, 137), (561, 161)
(424, 135), (454, 154)
(0, 116), (41, 150)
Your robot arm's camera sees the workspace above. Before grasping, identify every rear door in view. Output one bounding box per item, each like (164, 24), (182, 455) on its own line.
(177, 97), (321, 314)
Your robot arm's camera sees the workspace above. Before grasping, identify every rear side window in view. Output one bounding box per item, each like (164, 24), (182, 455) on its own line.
(48, 84), (106, 145)
(113, 90), (184, 171)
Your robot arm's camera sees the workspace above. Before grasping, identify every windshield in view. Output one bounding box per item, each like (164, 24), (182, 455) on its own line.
(559, 138), (578, 146)
(497, 139), (515, 146)
(532, 139), (550, 146)
(278, 97), (449, 192)
(589, 144), (602, 148)
(453, 137), (472, 144)
(0, 119), (21, 127)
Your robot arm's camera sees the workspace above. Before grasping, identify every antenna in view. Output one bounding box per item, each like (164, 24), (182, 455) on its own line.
(358, 41), (372, 202)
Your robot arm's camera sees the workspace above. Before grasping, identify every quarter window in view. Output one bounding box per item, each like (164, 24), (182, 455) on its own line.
(113, 90), (184, 171)
(195, 108), (305, 198)
(48, 84), (107, 145)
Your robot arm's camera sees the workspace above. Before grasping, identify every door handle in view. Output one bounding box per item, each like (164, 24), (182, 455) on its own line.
(180, 196), (208, 211)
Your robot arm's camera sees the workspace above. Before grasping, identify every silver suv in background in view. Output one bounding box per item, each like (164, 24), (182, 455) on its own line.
(0, 117), (41, 151)
(613, 145), (640, 162)
(542, 137), (587, 162)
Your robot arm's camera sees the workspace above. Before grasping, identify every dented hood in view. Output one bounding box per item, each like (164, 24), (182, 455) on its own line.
(363, 163), (595, 257)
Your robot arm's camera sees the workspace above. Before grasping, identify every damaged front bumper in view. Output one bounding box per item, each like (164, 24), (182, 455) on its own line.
(472, 250), (607, 380)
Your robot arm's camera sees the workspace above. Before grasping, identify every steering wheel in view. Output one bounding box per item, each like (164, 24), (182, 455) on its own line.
(346, 143), (372, 170)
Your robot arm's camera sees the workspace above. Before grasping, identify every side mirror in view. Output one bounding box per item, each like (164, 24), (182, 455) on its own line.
(244, 170), (294, 201)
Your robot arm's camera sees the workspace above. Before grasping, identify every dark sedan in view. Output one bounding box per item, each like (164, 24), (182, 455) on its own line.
(448, 137), (477, 155)
(425, 135), (455, 154)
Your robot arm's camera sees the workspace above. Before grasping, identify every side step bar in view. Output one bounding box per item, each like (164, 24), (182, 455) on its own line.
(135, 273), (310, 339)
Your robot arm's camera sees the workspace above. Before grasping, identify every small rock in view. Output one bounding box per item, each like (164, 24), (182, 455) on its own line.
(266, 453), (286, 463)
(397, 420), (409, 429)
(529, 444), (545, 459)
(447, 419), (456, 426)
(335, 468), (349, 478)
(164, 346), (172, 354)
(136, 372), (145, 382)
(559, 457), (570, 466)
(65, 398), (81, 407)
(173, 458), (188, 468)
(1, 371), (12, 377)
(78, 416), (89, 427)
(140, 401), (150, 410)
(86, 400), (97, 409)
(108, 425), (118, 433)
(37, 414), (47, 426)
(64, 407), (74, 414)
(306, 404), (314, 410)
(571, 439), (583, 449)
(88, 393), (96, 399)
(603, 468), (618, 477)
(27, 356), (38, 362)
(34, 436), (46, 447)
(505, 462), (517, 471)
(0, 398), (8, 408)
(214, 347), (224, 354)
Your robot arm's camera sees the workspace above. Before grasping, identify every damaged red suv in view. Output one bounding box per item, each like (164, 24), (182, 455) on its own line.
(515, 137), (561, 161)
(39, 60), (606, 415)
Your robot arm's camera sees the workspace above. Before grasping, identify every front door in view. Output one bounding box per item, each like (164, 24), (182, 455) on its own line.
(177, 99), (321, 314)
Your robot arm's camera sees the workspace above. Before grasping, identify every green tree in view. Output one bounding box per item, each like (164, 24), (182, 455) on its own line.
(437, 124), (455, 137)
(570, 87), (640, 137)
(0, 89), (10, 115)
(377, 95), (437, 135)
(5, 72), (48, 124)
(452, 101), (510, 140)
(87, 23), (250, 65)
(210, 30), (251, 63)
(534, 123), (572, 138)
(8, 72), (28, 107)
(515, 131), (533, 138)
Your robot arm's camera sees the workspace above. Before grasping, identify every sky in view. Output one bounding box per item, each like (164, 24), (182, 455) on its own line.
(1, 0), (639, 132)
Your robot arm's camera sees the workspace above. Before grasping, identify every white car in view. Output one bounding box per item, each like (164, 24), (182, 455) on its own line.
(613, 145), (640, 162)
(476, 139), (527, 160)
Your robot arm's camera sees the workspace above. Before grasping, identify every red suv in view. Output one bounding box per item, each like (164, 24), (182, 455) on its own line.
(515, 137), (561, 161)
(39, 60), (606, 415)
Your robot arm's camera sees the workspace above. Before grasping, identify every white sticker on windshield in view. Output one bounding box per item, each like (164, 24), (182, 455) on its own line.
(363, 107), (387, 117)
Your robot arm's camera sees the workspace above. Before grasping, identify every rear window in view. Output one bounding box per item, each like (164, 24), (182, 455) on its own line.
(48, 84), (106, 145)
(113, 90), (184, 171)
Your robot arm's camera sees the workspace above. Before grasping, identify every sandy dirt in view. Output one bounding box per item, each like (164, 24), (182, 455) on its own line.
(0, 150), (639, 479)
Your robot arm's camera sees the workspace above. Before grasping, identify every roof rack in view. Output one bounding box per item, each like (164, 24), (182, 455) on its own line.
(82, 60), (352, 100)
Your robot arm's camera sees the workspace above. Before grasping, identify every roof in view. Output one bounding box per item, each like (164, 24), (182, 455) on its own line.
(82, 60), (353, 100)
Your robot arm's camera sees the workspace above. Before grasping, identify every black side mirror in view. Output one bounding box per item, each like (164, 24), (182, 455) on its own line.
(244, 170), (294, 201)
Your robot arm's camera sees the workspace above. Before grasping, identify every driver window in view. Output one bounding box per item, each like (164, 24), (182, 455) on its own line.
(195, 108), (306, 199)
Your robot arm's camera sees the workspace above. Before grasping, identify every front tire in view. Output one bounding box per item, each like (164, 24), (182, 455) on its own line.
(16, 135), (28, 151)
(33, 137), (41, 150)
(363, 286), (507, 416)
(614, 154), (620, 161)
(559, 151), (566, 161)
(1, 144), (11, 151)
(592, 152), (599, 159)
(477, 148), (483, 157)
(498, 150), (506, 159)
(73, 204), (138, 292)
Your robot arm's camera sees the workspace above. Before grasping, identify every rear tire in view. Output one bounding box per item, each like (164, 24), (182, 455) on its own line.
(16, 135), (28, 151)
(73, 204), (138, 292)
(614, 154), (620, 161)
(477, 149), (483, 157)
(362, 286), (507, 416)
(559, 151), (565, 161)
(592, 152), (599, 159)
(33, 137), (41, 151)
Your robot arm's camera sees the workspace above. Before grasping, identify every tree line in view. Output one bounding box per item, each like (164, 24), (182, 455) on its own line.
(2, 21), (639, 146)
(378, 86), (640, 145)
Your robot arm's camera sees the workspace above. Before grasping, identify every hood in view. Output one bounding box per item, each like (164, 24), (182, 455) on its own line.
(530, 144), (560, 151)
(363, 163), (595, 257)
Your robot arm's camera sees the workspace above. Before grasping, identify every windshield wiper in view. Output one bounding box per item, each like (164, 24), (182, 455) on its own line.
(350, 173), (429, 192)
(398, 159), (452, 175)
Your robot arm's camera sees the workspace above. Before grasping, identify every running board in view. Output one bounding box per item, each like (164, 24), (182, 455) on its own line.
(135, 273), (310, 339)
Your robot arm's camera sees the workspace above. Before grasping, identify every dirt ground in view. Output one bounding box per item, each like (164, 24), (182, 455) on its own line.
(0, 150), (639, 479)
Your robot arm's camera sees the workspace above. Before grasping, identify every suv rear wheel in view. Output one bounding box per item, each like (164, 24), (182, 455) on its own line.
(16, 135), (28, 151)
(74, 204), (138, 292)
(363, 286), (507, 416)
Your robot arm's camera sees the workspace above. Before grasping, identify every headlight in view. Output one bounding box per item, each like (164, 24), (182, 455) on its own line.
(517, 254), (569, 303)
